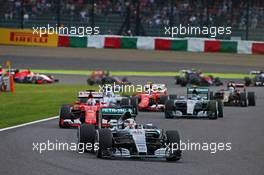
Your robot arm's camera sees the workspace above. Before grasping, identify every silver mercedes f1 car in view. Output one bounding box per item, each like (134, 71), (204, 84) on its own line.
(77, 108), (182, 161)
(164, 87), (223, 119)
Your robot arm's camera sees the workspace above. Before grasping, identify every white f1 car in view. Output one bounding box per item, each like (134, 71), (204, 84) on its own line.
(78, 109), (182, 161)
(164, 87), (223, 119)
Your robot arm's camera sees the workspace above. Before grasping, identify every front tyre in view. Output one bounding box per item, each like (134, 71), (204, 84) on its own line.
(59, 104), (72, 128)
(240, 92), (248, 107)
(166, 130), (181, 161)
(165, 100), (174, 119)
(95, 129), (113, 158)
(78, 124), (96, 152)
(208, 100), (218, 120)
(217, 100), (224, 118)
(248, 92), (256, 106)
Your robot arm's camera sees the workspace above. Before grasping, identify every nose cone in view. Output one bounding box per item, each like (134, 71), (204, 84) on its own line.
(85, 110), (97, 124)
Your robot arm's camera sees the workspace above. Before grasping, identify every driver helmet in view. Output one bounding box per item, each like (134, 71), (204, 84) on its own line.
(192, 94), (201, 100)
(228, 86), (235, 92)
(87, 98), (95, 106)
(124, 118), (136, 129)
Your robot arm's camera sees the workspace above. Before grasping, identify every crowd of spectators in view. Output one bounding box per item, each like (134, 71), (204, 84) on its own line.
(1, 0), (264, 29)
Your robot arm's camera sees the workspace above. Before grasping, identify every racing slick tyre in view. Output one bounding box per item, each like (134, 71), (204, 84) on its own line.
(165, 100), (174, 119)
(78, 124), (96, 152)
(175, 76), (181, 85)
(208, 100), (218, 120)
(169, 94), (177, 100)
(214, 77), (223, 86)
(209, 91), (214, 100)
(59, 104), (72, 128)
(240, 92), (248, 107)
(120, 98), (130, 106)
(190, 77), (200, 86)
(248, 92), (256, 106)
(180, 78), (188, 87)
(31, 77), (37, 84)
(244, 77), (251, 86)
(160, 95), (169, 105)
(217, 100), (224, 118)
(131, 96), (139, 115)
(95, 129), (113, 158)
(165, 130), (181, 161)
(87, 79), (95, 85)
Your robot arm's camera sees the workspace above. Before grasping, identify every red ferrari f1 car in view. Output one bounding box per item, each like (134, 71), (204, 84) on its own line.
(133, 84), (175, 112)
(59, 90), (137, 128)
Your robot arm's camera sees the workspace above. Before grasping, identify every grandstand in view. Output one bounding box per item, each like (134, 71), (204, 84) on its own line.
(0, 0), (263, 40)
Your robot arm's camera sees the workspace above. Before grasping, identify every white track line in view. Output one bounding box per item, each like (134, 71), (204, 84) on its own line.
(0, 116), (58, 132)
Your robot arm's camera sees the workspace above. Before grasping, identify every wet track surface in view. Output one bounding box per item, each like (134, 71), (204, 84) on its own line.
(0, 47), (264, 175)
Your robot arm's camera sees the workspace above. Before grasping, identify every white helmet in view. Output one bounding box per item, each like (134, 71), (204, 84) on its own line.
(87, 98), (95, 106)
(124, 118), (136, 129)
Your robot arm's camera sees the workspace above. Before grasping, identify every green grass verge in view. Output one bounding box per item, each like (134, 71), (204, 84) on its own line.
(31, 69), (252, 79)
(0, 84), (97, 128)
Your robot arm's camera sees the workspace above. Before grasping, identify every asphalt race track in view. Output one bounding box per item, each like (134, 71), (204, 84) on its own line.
(1, 46), (264, 175)
(1, 46), (264, 73)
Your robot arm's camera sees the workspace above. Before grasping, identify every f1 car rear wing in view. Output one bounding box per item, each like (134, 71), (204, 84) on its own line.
(187, 87), (209, 95)
(179, 69), (192, 74)
(249, 70), (263, 75)
(144, 84), (167, 93)
(227, 82), (245, 88)
(78, 90), (104, 98)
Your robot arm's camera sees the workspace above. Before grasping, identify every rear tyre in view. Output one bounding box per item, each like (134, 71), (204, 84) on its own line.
(244, 77), (251, 86)
(78, 124), (96, 152)
(247, 92), (256, 106)
(209, 91), (214, 100)
(169, 94), (177, 100)
(120, 98), (130, 106)
(175, 76), (181, 85)
(208, 100), (217, 120)
(240, 92), (248, 107)
(190, 77), (200, 86)
(59, 104), (72, 128)
(166, 130), (181, 161)
(87, 79), (95, 85)
(160, 95), (169, 105)
(131, 96), (139, 115)
(95, 129), (113, 158)
(165, 100), (174, 119)
(214, 77), (223, 86)
(217, 100), (224, 118)
(180, 78), (188, 87)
